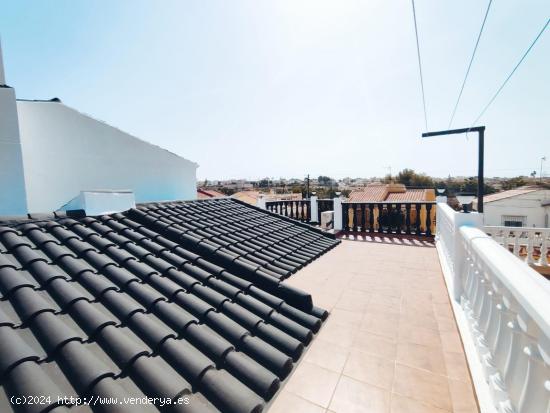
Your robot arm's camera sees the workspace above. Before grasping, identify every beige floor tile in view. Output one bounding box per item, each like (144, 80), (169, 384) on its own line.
(285, 361), (340, 408)
(399, 311), (439, 332)
(268, 391), (325, 413)
(283, 240), (478, 413)
(328, 376), (391, 413)
(437, 317), (458, 333)
(352, 330), (397, 360)
(440, 330), (465, 354)
(393, 363), (452, 411)
(434, 302), (455, 320)
(335, 290), (370, 312)
(343, 349), (395, 390)
(304, 339), (350, 373)
(396, 342), (447, 376)
(390, 393), (451, 413)
(443, 351), (471, 382)
(448, 378), (479, 412)
(327, 308), (365, 328)
(360, 311), (400, 339)
(398, 324), (442, 348)
(317, 320), (357, 348)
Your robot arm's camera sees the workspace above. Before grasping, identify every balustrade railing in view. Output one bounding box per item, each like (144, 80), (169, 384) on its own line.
(484, 226), (550, 269)
(436, 203), (550, 413)
(341, 202), (436, 237)
(265, 200), (311, 222)
(317, 199), (334, 223)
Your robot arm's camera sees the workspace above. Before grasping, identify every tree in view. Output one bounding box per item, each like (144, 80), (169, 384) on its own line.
(501, 177), (527, 190)
(317, 176), (332, 186)
(258, 179), (270, 188)
(395, 169), (434, 188)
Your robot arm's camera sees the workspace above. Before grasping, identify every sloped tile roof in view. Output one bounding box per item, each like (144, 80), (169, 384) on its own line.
(197, 189), (225, 199)
(385, 189), (429, 202)
(347, 186), (387, 202)
(480, 187), (539, 203)
(0, 199), (336, 413)
(231, 191), (260, 205)
(349, 185), (434, 202)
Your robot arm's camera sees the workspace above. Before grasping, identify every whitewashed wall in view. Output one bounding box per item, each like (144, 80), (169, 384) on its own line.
(0, 86), (28, 216)
(483, 190), (550, 227)
(16, 101), (198, 214)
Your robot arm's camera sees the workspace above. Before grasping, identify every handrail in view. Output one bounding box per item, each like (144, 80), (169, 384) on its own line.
(436, 203), (550, 412)
(341, 201), (436, 236)
(483, 226), (549, 267)
(265, 199), (311, 222)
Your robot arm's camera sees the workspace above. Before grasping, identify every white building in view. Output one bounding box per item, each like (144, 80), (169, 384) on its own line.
(475, 187), (550, 227)
(0, 40), (198, 216)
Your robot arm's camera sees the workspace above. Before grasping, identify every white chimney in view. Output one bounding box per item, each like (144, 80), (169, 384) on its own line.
(0, 37), (29, 215)
(0, 37), (5, 85)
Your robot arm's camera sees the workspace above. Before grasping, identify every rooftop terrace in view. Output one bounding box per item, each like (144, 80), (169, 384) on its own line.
(269, 239), (478, 413)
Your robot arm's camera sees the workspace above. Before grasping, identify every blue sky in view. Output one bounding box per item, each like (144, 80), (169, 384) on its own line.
(1, 0), (548, 180)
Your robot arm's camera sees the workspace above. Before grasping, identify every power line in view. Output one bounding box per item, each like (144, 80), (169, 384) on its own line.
(471, 18), (549, 126)
(448, 0), (493, 128)
(411, 0), (428, 131)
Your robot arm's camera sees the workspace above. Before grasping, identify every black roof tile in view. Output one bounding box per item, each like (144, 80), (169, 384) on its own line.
(0, 198), (336, 412)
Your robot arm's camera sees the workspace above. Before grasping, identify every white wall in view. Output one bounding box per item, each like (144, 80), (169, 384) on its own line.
(0, 87), (28, 215)
(483, 190), (550, 227)
(16, 101), (198, 213)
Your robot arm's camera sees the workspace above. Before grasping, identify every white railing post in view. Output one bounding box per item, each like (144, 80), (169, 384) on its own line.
(484, 226), (550, 271)
(436, 205), (550, 413)
(309, 195), (318, 223)
(333, 197), (342, 231)
(256, 195), (266, 210)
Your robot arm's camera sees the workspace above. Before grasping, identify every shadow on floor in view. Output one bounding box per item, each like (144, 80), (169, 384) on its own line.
(337, 232), (435, 248)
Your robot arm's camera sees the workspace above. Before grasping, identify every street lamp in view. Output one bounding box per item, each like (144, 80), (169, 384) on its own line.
(456, 192), (476, 213)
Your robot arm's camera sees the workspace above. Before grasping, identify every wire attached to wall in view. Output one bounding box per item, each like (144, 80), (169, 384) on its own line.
(448, 0), (493, 129)
(411, 0), (428, 132)
(470, 18), (549, 127)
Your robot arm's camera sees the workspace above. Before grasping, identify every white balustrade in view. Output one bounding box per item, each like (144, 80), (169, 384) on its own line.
(437, 203), (550, 413)
(484, 226), (550, 270)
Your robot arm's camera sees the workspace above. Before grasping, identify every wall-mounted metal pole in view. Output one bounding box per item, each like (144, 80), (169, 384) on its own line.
(422, 126), (485, 213)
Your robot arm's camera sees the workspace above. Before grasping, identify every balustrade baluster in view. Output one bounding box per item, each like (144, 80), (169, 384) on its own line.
(342, 203), (349, 231)
(426, 203), (432, 237)
(376, 204), (382, 233)
(395, 203), (402, 235)
(415, 203), (421, 235)
(348, 204), (355, 231)
(511, 231), (519, 256)
(360, 204), (366, 233)
(540, 234), (548, 266)
(405, 204), (411, 234)
(386, 203), (393, 234)
(527, 231), (535, 264)
(369, 204), (374, 233)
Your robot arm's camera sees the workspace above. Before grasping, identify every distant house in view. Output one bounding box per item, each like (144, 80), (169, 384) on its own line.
(474, 187), (550, 227)
(348, 183), (435, 203)
(197, 188), (225, 199)
(232, 190), (302, 206)
(0, 41), (197, 216)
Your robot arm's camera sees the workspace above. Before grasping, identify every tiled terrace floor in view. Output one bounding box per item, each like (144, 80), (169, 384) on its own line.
(268, 238), (479, 413)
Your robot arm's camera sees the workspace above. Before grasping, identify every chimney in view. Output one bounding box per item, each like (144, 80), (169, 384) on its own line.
(0, 37), (29, 215)
(0, 38), (5, 85)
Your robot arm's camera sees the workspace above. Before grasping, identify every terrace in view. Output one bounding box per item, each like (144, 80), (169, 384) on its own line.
(261, 199), (550, 413)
